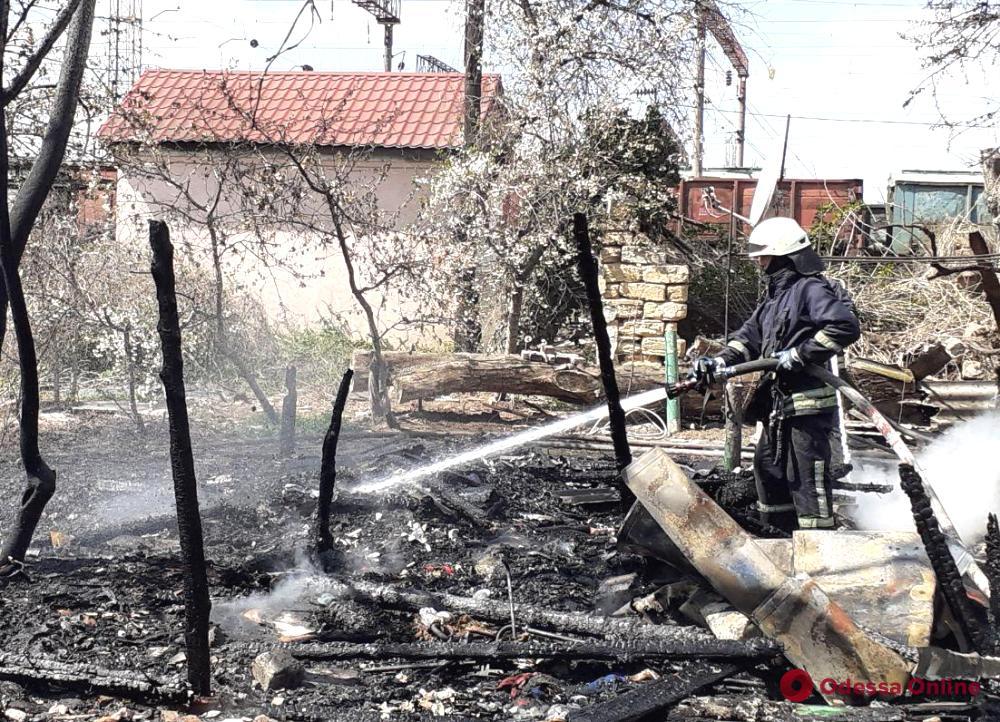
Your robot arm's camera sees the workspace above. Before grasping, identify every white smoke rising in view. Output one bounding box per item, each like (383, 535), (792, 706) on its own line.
(848, 411), (1000, 546)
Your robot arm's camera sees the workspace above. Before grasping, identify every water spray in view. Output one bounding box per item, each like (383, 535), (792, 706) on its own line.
(351, 386), (668, 494)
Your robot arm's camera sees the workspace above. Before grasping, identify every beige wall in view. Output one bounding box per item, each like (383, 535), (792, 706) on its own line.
(114, 145), (450, 349)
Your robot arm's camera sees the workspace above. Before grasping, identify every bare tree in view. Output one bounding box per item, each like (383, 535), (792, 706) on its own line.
(906, 2), (1000, 126)
(0, 0), (97, 577)
(108, 141), (301, 423)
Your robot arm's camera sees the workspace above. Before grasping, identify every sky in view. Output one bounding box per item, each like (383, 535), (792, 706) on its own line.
(105, 0), (1000, 203)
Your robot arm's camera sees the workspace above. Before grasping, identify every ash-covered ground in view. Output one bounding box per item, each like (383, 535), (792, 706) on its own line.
(0, 405), (992, 721)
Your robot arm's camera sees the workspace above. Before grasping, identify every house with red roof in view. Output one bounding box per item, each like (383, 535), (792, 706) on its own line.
(98, 69), (501, 342)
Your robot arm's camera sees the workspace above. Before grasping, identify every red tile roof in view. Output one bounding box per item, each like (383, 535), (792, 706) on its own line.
(98, 70), (502, 150)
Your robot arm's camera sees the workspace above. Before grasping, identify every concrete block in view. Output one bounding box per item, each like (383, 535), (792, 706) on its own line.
(620, 282), (666, 302)
(642, 264), (690, 284)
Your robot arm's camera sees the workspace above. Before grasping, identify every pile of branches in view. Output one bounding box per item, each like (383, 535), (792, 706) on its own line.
(828, 231), (999, 377)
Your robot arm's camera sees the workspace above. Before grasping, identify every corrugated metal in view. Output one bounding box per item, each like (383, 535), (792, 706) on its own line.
(677, 178), (863, 235)
(919, 381), (998, 423)
(887, 173), (994, 250)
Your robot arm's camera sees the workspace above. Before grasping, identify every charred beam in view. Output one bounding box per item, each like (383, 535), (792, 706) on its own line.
(0, 652), (187, 704)
(338, 579), (779, 649)
(573, 213), (632, 498)
(569, 661), (743, 722)
(987, 513), (1000, 654)
(315, 369), (353, 561)
(899, 463), (989, 654)
(149, 220), (212, 695)
(237, 638), (775, 662)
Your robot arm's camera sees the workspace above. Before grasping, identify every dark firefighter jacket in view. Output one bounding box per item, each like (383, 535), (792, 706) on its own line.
(718, 264), (860, 418)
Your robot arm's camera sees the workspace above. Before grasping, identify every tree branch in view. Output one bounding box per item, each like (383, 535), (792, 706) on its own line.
(1, 0), (84, 106)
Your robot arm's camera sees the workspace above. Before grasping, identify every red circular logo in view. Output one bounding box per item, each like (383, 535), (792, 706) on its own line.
(780, 669), (814, 702)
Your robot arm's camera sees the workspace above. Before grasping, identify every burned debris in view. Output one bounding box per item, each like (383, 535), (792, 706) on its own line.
(3, 1), (1000, 720)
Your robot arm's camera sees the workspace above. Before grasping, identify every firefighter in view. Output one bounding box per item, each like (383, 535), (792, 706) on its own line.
(691, 217), (860, 531)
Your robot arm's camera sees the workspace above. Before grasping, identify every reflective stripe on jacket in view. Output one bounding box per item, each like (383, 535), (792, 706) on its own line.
(719, 266), (860, 416)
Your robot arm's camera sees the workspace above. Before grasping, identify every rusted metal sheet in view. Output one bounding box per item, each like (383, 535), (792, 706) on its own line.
(795, 531), (934, 648)
(678, 177), (863, 233)
(624, 448), (911, 703)
(756, 535), (936, 649)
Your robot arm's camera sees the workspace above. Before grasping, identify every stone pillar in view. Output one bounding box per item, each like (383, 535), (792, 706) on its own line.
(598, 230), (689, 371)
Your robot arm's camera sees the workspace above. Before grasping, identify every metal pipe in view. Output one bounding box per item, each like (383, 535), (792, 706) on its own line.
(664, 326), (681, 435)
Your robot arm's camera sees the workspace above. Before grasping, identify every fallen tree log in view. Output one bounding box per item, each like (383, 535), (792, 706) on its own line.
(351, 351), (991, 426)
(351, 350), (720, 415)
(0, 652), (188, 703)
(234, 637), (776, 662)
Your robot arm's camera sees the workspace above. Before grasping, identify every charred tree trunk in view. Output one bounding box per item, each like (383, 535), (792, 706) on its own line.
(573, 213), (632, 495)
(970, 231), (1000, 332)
(314, 369), (353, 562)
(148, 220), (212, 695)
(899, 463), (988, 654)
(986, 513), (1000, 654)
(0, 0), (96, 356)
(0, 109), (57, 576)
(279, 365), (297, 457)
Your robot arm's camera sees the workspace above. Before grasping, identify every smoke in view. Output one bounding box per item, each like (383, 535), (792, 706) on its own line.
(212, 551), (338, 637)
(848, 411), (1000, 546)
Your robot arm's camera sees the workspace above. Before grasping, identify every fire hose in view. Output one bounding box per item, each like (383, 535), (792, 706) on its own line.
(668, 357), (990, 601)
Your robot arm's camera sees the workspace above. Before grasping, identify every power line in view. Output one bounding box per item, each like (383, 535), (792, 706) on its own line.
(718, 105), (997, 129)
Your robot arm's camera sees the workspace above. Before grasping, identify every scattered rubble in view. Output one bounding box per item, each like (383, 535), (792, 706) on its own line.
(1, 400), (999, 719)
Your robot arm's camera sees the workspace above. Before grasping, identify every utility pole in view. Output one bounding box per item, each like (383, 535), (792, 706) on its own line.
(737, 74), (747, 167)
(464, 0), (485, 145)
(350, 0), (401, 71)
(692, 12), (706, 177)
(697, 0), (749, 169)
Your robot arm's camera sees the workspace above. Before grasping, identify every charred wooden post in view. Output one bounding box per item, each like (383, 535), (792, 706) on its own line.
(899, 463), (989, 653)
(721, 383), (743, 471)
(573, 213), (632, 500)
(148, 220), (212, 695)
(315, 369), (353, 562)
(0, 112), (57, 575)
(279, 364), (298, 457)
(970, 231), (1000, 332)
(987, 513), (1000, 653)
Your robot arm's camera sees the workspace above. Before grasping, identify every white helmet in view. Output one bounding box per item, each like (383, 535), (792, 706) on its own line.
(747, 217), (810, 258)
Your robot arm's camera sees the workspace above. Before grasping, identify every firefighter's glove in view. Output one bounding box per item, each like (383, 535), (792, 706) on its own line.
(773, 347), (804, 371)
(689, 356), (726, 388)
